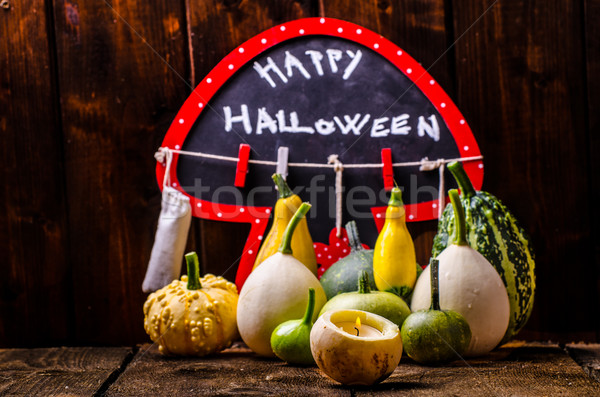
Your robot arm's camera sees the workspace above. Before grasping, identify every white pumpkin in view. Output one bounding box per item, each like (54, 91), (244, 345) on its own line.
(411, 244), (510, 356)
(412, 189), (510, 357)
(237, 252), (327, 357)
(236, 203), (327, 357)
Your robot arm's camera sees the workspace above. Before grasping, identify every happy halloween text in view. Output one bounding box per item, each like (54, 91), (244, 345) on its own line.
(222, 48), (441, 141)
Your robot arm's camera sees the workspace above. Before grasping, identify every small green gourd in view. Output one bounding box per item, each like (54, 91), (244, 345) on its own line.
(319, 271), (411, 329)
(401, 258), (471, 365)
(319, 221), (376, 299)
(270, 288), (316, 365)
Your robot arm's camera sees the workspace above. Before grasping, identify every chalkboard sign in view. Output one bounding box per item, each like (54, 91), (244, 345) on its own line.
(157, 18), (484, 288)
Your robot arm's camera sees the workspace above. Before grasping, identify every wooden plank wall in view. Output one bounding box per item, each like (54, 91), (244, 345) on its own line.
(0, 0), (597, 347)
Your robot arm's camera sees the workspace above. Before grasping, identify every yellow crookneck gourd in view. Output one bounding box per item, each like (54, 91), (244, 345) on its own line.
(373, 187), (417, 299)
(252, 173), (317, 276)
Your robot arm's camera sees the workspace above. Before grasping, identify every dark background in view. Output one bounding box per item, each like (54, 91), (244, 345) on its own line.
(1, 0), (598, 347)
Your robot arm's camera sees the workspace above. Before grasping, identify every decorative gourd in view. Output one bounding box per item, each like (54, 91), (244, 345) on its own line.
(373, 187), (417, 298)
(270, 288), (316, 365)
(237, 202), (327, 357)
(310, 309), (402, 385)
(253, 173), (317, 276)
(143, 252), (239, 356)
(401, 259), (471, 365)
(319, 221), (375, 299)
(431, 161), (535, 343)
(319, 271), (411, 329)
(411, 190), (510, 356)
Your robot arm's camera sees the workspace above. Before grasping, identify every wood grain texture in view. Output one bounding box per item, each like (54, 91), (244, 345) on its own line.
(355, 342), (600, 396)
(106, 342), (350, 396)
(0, 1), (70, 346)
(0, 0), (598, 347)
(0, 346), (132, 396)
(567, 343), (600, 384)
(52, 0), (189, 345)
(584, 0), (600, 342)
(103, 342), (600, 395)
(451, 0), (596, 341)
(187, 0), (314, 83)
(322, 0), (454, 92)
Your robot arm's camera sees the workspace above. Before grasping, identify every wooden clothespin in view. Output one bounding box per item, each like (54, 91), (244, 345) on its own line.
(234, 144), (251, 187)
(276, 146), (289, 180)
(381, 148), (394, 191)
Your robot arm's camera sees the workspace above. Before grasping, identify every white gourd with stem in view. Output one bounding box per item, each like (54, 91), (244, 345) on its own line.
(411, 189), (510, 356)
(237, 202), (327, 357)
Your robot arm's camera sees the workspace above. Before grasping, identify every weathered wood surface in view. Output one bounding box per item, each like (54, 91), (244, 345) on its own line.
(0, 343), (597, 396)
(107, 343), (348, 396)
(51, 0), (189, 346)
(567, 344), (600, 384)
(104, 342), (599, 396)
(584, 0), (600, 343)
(0, 0), (70, 347)
(451, 0), (597, 342)
(0, 346), (132, 396)
(0, 0), (599, 348)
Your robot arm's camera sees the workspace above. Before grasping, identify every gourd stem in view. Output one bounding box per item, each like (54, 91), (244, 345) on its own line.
(272, 173), (293, 199)
(301, 288), (316, 325)
(388, 187), (404, 207)
(358, 270), (371, 294)
(449, 189), (468, 246)
(429, 258), (441, 311)
(447, 161), (476, 199)
(185, 252), (202, 290)
(278, 202), (311, 254)
(345, 221), (363, 251)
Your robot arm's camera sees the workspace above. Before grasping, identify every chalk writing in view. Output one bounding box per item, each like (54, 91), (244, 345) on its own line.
(222, 106), (439, 140)
(253, 48), (363, 87)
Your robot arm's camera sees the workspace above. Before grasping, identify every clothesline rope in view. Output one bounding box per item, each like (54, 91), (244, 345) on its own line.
(154, 147), (483, 229)
(155, 147), (483, 169)
(327, 154), (344, 238)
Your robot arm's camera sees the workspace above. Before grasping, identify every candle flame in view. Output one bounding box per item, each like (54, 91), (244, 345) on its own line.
(354, 317), (361, 336)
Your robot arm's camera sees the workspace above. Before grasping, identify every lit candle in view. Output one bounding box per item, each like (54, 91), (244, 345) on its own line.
(310, 309), (402, 385)
(336, 316), (383, 338)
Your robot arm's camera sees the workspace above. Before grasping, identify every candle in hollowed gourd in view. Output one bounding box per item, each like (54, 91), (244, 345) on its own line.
(310, 309), (402, 385)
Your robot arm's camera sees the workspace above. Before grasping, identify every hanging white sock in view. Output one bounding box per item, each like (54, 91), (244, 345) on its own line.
(142, 149), (192, 293)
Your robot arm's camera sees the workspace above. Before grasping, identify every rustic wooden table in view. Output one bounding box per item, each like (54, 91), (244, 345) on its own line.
(1, 341), (598, 396)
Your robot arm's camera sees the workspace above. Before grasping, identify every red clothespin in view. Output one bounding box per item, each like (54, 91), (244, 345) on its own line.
(234, 144), (251, 187)
(381, 148), (394, 191)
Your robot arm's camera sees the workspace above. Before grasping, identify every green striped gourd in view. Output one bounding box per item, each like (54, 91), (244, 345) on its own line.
(431, 161), (535, 343)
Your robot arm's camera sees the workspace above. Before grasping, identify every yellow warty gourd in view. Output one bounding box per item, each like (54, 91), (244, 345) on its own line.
(373, 187), (417, 299)
(252, 173), (317, 275)
(143, 252), (239, 356)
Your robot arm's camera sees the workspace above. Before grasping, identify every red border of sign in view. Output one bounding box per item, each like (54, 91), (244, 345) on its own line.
(156, 17), (484, 289)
